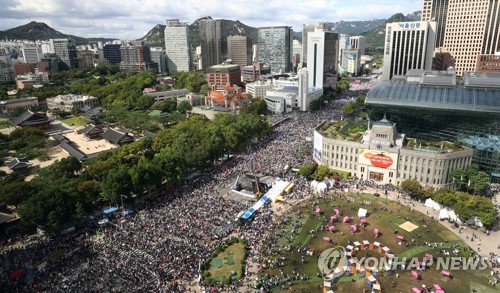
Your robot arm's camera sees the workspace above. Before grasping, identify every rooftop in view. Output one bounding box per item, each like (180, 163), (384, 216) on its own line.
(317, 119), (467, 153)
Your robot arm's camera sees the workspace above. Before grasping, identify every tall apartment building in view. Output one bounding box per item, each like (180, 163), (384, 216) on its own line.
(50, 38), (78, 70)
(103, 44), (122, 65)
(302, 23), (329, 67)
(349, 36), (366, 55)
(150, 47), (166, 73)
(382, 21), (437, 80)
(306, 28), (339, 88)
(77, 51), (94, 69)
(422, 0), (500, 75)
(199, 19), (224, 71)
(227, 36), (252, 68)
(21, 45), (43, 64)
(257, 26), (293, 74)
(165, 19), (191, 73)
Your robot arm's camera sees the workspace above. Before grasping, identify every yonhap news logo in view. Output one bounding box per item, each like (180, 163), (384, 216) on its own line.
(317, 247), (348, 277)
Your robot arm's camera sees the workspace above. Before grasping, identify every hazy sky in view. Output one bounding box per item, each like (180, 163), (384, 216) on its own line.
(0, 0), (422, 40)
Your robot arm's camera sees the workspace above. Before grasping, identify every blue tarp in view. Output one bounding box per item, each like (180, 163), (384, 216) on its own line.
(98, 218), (109, 225)
(122, 209), (135, 216)
(103, 207), (118, 214)
(240, 195), (271, 220)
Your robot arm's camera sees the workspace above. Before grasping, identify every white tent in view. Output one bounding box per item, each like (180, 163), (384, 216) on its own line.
(358, 208), (368, 218)
(317, 182), (328, 193)
(465, 217), (484, 228)
(448, 210), (462, 224)
(310, 180), (319, 189)
(424, 198), (441, 210)
(438, 209), (449, 220)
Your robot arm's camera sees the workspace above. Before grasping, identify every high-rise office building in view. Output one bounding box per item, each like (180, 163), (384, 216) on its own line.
(257, 26), (293, 73)
(50, 38), (78, 70)
(349, 36), (366, 56)
(302, 23), (328, 67)
(21, 45), (43, 64)
(227, 36), (252, 67)
(199, 19), (225, 71)
(165, 19), (191, 73)
(382, 21), (437, 80)
(103, 44), (122, 65)
(120, 42), (155, 72)
(422, 0), (500, 75)
(150, 47), (166, 73)
(306, 28), (339, 88)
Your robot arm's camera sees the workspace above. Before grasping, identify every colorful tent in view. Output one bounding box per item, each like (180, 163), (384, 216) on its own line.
(373, 228), (379, 236)
(425, 253), (433, 259)
(330, 215), (337, 222)
(328, 225), (335, 231)
(411, 270), (419, 279)
(350, 224), (357, 232)
(411, 288), (422, 293)
(334, 208), (341, 215)
(343, 216), (350, 223)
(360, 219), (367, 225)
(396, 235), (404, 240)
(323, 237), (331, 242)
(315, 207), (321, 214)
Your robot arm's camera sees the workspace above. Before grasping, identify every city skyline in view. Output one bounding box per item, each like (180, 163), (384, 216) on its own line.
(0, 0), (422, 40)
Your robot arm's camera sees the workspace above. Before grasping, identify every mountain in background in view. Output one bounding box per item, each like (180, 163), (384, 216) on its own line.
(140, 16), (258, 48)
(0, 21), (115, 45)
(361, 13), (415, 52)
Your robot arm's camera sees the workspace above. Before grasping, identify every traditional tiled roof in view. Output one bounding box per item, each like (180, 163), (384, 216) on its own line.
(101, 128), (134, 145)
(143, 130), (156, 138)
(80, 124), (104, 136)
(5, 157), (31, 170)
(11, 110), (53, 126)
(60, 142), (87, 161)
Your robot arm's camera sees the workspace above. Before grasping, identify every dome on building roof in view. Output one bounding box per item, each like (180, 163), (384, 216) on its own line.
(373, 113), (394, 127)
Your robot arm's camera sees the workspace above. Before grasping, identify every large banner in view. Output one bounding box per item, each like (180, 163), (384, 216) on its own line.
(358, 150), (397, 170)
(313, 131), (323, 161)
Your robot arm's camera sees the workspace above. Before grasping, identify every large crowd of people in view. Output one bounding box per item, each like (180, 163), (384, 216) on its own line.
(3, 77), (496, 292)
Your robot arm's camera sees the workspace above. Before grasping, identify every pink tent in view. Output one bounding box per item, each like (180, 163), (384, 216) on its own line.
(360, 219), (367, 224)
(425, 253), (433, 259)
(433, 284), (442, 290)
(328, 225), (335, 231)
(411, 270), (419, 279)
(396, 235), (404, 240)
(419, 261), (426, 267)
(315, 207), (321, 214)
(373, 228), (379, 236)
(323, 236), (331, 242)
(334, 208), (341, 215)
(330, 215), (337, 222)
(350, 224), (357, 232)
(441, 270), (451, 277)
(411, 288), (422, 293)
(343, 216), (350, 223)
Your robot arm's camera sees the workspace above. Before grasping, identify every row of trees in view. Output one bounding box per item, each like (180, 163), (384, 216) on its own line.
(0, 113), (272, 234)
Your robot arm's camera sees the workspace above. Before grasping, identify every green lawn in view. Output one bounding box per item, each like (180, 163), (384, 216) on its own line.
(0, 120), (12, 129)
(261, 193), (495, 293)
(207, 242), (246, 284)
(60, 115), (91, 127)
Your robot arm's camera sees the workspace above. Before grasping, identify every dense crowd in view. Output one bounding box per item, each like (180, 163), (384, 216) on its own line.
(0, 77), (437, 292)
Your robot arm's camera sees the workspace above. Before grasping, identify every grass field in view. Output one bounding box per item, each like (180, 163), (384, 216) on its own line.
(0, 120), (12, 129)
(207, 242), (246, 283)
(60, 115), (91, 127)
(259, 193), (496, 292)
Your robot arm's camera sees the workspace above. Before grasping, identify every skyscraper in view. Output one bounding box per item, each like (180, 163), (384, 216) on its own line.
(119, 42), (155, 72)
(103, 44), (122, 65)
(302, 23), (328, 67)
(150, 47), (166, 73)
(422, 0), (500, 75)
(257, 26), (293, 73)
(382, 21), (437, 80)
(306, 28), (339, 88)
(165, 19), (191, 73)
(50, 38), (78, 70)
(349, 36), (366, 56)
(199, 19), (224, 71)
(21, 45), (43, 64)
(227, 36), (252, 67)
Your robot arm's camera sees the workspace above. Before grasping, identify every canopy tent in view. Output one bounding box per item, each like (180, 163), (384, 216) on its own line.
(357, 208), (368, 218)
(328, 225), (335, 231)
(372, 283), (381, 290)
(343, 216), (350, 223)
(317, 182), (328, 193)
(323, 237), (331, 242)
(439, 209), (449, 220)
(441, 270), (452, 277)
(103, 206), (118, 214)
(315, 207), (321, 214)
(425, 253), (433, 259)
(411, 270), (419, 279)
(310, 180), (319, 189)
(350, 224), (358, 232)
(330, 215), (337, 222)
(334, 208), (341, 215)
(122, 209), (135, 216)
(412, 288), (422, 293)
(448, 210), (462, 224)
(424, 198), (441, 210)
(360, 219), (367, 225)
(373, 228), (379, 236)
(397, 235), (405, 241)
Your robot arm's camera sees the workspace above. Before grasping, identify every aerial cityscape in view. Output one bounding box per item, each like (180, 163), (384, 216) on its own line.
(0, 0), (499, 292)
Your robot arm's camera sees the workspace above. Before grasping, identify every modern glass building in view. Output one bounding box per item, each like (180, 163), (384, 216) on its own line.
(366, 70), (500, 182)
(257, 26), (293, 74)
